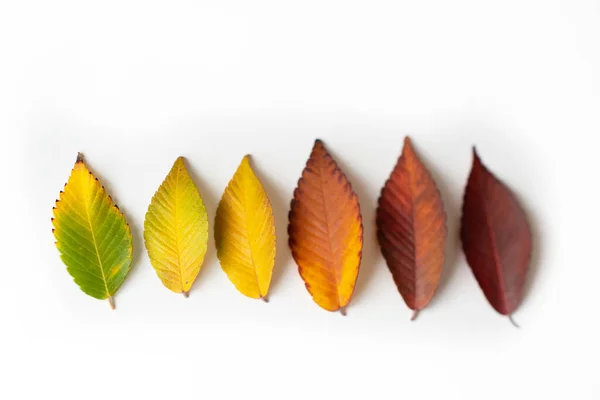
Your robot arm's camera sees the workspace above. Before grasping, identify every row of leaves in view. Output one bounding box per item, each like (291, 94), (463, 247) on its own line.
(52, 138), (532, 324)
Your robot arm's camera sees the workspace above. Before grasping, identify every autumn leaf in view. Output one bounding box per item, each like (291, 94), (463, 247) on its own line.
(376, 137), (447, 320)
(288, 139), (363, 314)
(460, 148), (532, 326)
(215, 155), (276, 300)
(144, 157), (209, 296)
(52, 153), (133, 309)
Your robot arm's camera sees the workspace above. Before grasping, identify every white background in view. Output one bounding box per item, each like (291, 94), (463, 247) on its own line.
(1, 0), (599, 399)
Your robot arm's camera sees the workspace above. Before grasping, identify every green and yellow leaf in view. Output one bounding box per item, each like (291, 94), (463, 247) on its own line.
(215, 155), (276, 300)
(144, 157), (208, 296)
(52, 153), (133, 309)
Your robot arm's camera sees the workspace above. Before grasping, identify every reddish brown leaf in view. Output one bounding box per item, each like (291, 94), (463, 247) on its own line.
(376, 137), (447, 319)
(288, 139), (363, 314)
(460, 148), (532, 324)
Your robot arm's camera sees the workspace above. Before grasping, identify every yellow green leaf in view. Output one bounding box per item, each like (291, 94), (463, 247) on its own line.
(143, 157), (209, 296)
(52, 153), (133, 309)
(215, 155), (276, 300)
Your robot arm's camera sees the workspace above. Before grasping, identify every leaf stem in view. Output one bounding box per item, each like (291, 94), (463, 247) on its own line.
(108, 296), (115, 310)
(508, 314), (520, 328)
(410, 310), (420, 321)
(261, 296), (269, 303)
(183, 291), (189, 298)
(339, 307), (347, 316)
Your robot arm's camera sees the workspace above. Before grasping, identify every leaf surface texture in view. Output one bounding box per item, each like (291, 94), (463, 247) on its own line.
(215, 156), (276, 299)
(288, 140), (363, 313)
(52, 154), (133, 308)
(376, 137), (447, 317)
(144, 157), (208, 295)
(460, 149), (532, 317)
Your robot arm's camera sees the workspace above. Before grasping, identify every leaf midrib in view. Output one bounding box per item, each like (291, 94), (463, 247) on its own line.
(174, 165), (185, 291)
(406, 161), (418, 307)
(240, 170), (263, 297)
(83, 187), (111, 298)
(316, 159), (342, 308)
(481, 185), (508, 313)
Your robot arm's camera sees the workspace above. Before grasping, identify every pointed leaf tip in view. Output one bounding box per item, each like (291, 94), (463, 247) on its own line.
(402, 136), (416, 158)
(241, 154), (251, 166)
(313, 139), (326, 152)
(174, 156), (186, 166)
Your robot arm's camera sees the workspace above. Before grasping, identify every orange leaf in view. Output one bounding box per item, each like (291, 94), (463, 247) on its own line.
(288, 140), (363, 314)
(376, 137), (447, 320)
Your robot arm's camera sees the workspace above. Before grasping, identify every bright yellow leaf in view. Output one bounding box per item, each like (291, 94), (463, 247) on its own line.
(215, 155), (276, 300)
(143, 157), (208, 296)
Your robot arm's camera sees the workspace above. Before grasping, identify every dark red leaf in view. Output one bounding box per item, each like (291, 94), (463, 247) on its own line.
(376, 137), (447, 320)
(460, 148), (532, 323)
